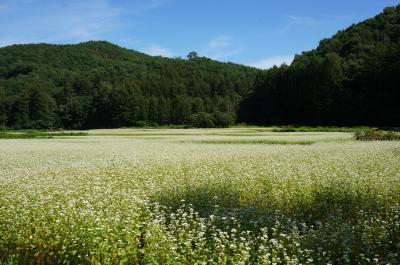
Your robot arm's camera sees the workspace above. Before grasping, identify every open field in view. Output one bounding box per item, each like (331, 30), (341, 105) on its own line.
(0, 128), (399, 264)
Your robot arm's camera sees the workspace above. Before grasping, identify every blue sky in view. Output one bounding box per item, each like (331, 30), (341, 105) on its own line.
(0, 0), (399, 68)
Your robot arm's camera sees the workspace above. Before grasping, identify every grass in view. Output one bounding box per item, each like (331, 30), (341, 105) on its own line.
(0, 131), (88, 139)
(193, 139), (314, 145)
(0, 128), (399, 264)
(271, 126), (369, 132)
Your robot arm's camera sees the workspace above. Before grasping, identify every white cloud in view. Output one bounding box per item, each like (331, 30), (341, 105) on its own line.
(0, 0), (178, 48)
(249, 55), (294, 70)
(45, 1), (121, 41)
(208, 35), (231, 49)
(143, 45), (172, 57)
(280, 15), (318, 34)
(203, 35), (243, 60)
(116, 37), (141, 48)
(0, 36), (33, 47)
(209, 48), (243, 60)
(127, 0), (174, 17)
(329, 15), (354, 20)
(287, 15), (315, 25)
(0, 0), (125, 46)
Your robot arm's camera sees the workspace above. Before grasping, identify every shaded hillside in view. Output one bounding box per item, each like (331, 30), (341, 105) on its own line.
(239, 5), (400, 126)
(0, 41), (259, 129)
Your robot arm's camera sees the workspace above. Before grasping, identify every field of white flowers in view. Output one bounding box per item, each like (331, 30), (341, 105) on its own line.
(0, 128), (399, 264)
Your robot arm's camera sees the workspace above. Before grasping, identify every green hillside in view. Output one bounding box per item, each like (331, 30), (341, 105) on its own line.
(1, 5), (400, 129)
(239, 5), (400, 126)
(0, 41), (259, 129)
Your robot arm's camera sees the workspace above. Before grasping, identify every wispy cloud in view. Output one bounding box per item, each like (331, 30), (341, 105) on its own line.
(210, 48), (243, 60)
(116, 37), (141, 48)
(127, 0), (174, 17)
(287, 15), (316, 25)
(280, 15), (318, 34)
(249, 55), (294, 69)
(208, 35), (231, 49)
(145, 0), (174, 10)
(0, 4), (7, 12)
(0, 0), (125, 46)
(279, 14), (353, 35)
(203, 35), (243, 60)
(329, 15), (354, 20)
(143, 45), (172, 57)
(0, 36), (32, 47)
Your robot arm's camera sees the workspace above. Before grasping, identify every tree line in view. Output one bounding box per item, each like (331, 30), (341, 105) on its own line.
(0, 5), (399, 129)
(0, 42), (258, 129)
(239, 6), (400, 127)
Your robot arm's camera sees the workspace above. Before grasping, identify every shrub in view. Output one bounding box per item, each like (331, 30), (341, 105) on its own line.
(212, 112), (236, 127)
(354, 128), (400, 141)
(189, 112), (236, 128)
(135, 121), (159, 128)
(189, 112), (215, 128)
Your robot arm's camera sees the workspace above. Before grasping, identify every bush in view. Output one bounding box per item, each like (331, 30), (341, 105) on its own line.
(189, 112), (236, 128)
(189, 112), (215, 128)
(135, 121), (159, 128)
(212, 112), (236, 127)
(354, 128), (400, 141)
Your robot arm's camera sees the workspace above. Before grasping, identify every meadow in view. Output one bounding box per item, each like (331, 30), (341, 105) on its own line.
(0, 128), (399, 264)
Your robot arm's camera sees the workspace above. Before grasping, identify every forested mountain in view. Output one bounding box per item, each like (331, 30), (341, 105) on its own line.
(1, 6), (399, 129)
(239, 5), (400, 126)
(0, 41), (258, 129)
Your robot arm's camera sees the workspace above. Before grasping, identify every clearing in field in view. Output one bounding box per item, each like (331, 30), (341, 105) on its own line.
(0, 128), (399, 264)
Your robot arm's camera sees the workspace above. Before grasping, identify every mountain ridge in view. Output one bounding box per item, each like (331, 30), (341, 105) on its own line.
(1, 5), (400, 129)
(239, 5), (400, 126)
(0, 41), (259, 129)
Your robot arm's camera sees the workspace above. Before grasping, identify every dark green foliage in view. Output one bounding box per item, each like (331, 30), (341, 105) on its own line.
(354, 128), (400, 141)
(189, 112), (215, 128)
(0, 41), (258, 129)
(1, 6), (399, 129)
(239, 5), (400, 127)
(187, 51), (198, 60)
(189, 111), (236, 128)
(212, 111), (236, 127)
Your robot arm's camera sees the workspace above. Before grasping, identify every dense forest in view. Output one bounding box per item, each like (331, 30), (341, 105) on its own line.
(239, 5), (400, 126)
(0, 5), (399, 129)
(0, 42), (258, 129)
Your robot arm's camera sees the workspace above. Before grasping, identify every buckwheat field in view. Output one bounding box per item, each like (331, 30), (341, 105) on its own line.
(1, 128), (399, 264)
